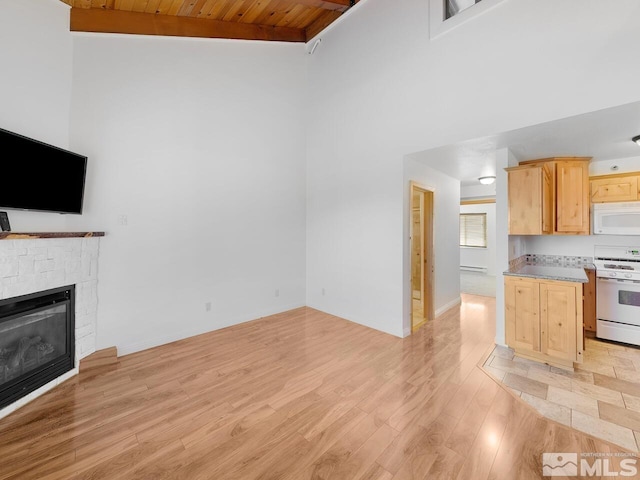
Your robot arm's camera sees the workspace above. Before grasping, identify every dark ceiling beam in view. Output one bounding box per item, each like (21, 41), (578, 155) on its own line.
(70, 8), (307, 43)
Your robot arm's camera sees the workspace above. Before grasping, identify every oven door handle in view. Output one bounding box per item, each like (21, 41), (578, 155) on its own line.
(597, 277), (640, 284)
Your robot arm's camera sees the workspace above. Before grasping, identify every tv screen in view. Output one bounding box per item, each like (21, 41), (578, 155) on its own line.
(0, 128), (87, 214)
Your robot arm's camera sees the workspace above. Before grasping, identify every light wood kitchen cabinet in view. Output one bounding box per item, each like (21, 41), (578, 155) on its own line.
(506, 163), (554, 235)
(555, 160), (590, 234)
(583, 268), (597, 334)
(506, 157), (590, 235)
(539, 282), (578, 363)
(590, 173), (640, 203)
(505, 276), (584, 369)
(505, 277), (540, 352)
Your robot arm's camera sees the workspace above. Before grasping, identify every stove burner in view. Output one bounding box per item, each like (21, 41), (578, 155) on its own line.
(603, 264), (635, 270)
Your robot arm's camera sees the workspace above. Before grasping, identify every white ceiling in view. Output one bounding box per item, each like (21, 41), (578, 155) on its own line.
(413, 100), (640, 186)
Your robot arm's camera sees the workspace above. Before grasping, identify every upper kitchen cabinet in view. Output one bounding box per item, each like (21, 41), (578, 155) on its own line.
(590, 172), (640, 203)
(555, 159), (591, 234)
(506, 157), (591, 235)
(506, 162), (554, 235)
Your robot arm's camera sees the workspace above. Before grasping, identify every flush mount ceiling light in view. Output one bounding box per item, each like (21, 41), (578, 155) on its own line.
(633, 135), (640, 146)
(478, 176), (496, 185)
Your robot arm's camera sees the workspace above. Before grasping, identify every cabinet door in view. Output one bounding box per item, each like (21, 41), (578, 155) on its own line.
(556, 161), (590, 234)
(591, 175), (639, 203)
(540, 283), (577, 362)
(505, 277), (540, 353)
(508, 167), (542, 235)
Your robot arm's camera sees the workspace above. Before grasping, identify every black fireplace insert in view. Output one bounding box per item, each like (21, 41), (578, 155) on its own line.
(0, 285), (75, 409)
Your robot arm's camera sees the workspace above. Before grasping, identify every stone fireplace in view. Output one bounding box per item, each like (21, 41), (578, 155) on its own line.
(0, 232), (103, 418)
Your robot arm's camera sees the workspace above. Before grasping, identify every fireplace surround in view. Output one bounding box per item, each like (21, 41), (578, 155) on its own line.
(0, 232), (103, 418)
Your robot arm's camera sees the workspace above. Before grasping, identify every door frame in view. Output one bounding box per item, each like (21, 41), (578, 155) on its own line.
(410, 181), (435, 332)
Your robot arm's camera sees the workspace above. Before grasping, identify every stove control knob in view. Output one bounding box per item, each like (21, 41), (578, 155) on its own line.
(610, 272), (617, 277)
(625, 273), (632, 279)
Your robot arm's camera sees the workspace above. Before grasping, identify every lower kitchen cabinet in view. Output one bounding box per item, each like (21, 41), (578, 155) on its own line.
(505, 276), (584, 369)
(583, 268), (597, 333)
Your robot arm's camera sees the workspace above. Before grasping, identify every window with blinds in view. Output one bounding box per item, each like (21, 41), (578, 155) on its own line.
(460, 213), (487, 248)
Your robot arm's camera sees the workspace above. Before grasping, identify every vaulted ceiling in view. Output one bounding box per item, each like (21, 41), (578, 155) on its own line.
(60, 0), (358, 43)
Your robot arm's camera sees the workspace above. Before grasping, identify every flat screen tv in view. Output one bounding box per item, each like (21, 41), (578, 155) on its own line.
(0, 128), (87, 214)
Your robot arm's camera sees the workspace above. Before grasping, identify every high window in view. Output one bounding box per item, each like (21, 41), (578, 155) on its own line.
(445, 0), (483, 19)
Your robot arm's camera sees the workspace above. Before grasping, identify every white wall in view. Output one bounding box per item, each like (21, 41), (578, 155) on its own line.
(460, 203), (496, 275)
(0, 0), (309, 355)
(402, 157), (461, 336)
(0, 0), (75, 232)
(525, 234), (640, 259)
(461, 184), (496, 199)
(306, 0), (640, 338)
(65, 34), (308, 354)
(495, 149), (521, 345)
(305, 141), (404, 336)
(591, 156), (640, 177)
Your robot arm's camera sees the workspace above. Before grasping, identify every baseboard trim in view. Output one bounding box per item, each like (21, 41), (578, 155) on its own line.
(435, 296), (462, 317)
(117, 303), (306, 356)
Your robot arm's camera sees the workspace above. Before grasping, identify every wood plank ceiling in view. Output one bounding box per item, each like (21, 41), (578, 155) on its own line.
(60, 0), (359, 43)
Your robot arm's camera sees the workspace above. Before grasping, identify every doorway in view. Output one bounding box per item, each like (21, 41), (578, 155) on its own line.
(410, 183), (434, 332)
(459, 199), (496, 297)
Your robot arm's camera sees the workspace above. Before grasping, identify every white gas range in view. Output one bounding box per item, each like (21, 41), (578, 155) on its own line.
(594, 245), (640, 346)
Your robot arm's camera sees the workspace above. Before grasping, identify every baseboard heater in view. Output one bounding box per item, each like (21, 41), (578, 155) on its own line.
(460, 265), (488, 273)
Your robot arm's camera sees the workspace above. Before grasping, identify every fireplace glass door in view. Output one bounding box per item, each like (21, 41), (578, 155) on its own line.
(0, 286), (74, 408)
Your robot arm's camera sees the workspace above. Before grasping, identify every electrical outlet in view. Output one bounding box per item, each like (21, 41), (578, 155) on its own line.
(275, 289), (280, 297)
(205, 302), (212, 312)
(322, 288), (326, 296)
(117, 215), (128, 226)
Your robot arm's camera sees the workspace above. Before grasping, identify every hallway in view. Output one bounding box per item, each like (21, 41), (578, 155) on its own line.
(460, 270), (496, 297)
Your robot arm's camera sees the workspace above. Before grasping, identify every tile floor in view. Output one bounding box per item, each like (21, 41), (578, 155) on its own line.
(481, 337), (640, 453)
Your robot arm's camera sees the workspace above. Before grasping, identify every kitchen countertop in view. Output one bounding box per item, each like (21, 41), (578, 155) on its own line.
(504, 263), (589, 283)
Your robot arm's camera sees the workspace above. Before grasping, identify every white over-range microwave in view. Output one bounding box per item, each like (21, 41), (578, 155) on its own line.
(593, 201), (640, 235)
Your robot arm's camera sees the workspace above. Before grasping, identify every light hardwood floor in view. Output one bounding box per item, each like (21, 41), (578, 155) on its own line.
(0, 295), (631, 479)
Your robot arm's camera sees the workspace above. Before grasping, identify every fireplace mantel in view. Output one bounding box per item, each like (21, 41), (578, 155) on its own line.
(0, 232), (105, 240)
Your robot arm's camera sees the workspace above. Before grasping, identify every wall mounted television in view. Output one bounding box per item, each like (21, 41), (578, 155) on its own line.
(0, 128), (87, 215)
